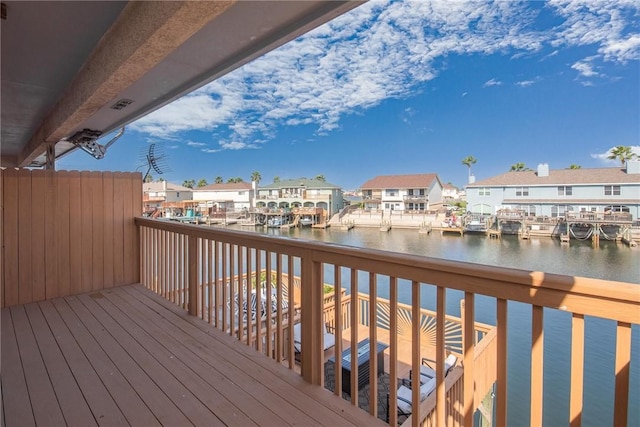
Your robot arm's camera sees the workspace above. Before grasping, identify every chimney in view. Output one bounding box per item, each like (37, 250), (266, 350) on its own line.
(537, 163), (549, 177)
(626, 160), (640, 174)
(469, 175), (476, 184)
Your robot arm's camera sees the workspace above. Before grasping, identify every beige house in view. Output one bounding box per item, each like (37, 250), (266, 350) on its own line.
(142, 181), (193, 212)
(360, 173), (444, 212)
(191, 182), (254, 211)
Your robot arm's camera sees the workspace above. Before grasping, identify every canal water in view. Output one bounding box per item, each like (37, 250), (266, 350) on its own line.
(236, 225), (639, 426)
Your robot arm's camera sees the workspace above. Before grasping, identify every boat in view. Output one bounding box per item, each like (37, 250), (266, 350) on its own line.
(267, 216), (284, 228)
(300, 216), (314, 226)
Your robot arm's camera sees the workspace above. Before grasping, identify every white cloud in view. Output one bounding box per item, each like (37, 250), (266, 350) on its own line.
(483, 78), (503, 87)
(130, 0), (640, 151)
(571, 59), (600, 77)
(591, 145), (640, 163)
(516, 80), (536, 87)
(186, 141), (206, 147)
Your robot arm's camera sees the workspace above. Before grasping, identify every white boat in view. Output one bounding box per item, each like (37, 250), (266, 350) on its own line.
(267, 217), (283, 227)
(300, 216), (314, 226)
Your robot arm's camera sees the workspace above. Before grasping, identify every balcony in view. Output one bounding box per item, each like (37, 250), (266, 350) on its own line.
(2, 170), (639, 427)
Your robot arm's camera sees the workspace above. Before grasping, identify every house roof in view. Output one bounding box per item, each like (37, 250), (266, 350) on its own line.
(360, 174), (440, 189)
(143, 181), (192, 192)
(196, 182), (252, 191)
(260, 178), (341, 190)
(469, 167), (640, 187)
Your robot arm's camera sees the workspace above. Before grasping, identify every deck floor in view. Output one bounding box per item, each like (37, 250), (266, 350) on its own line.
(1, 284), (386, 426)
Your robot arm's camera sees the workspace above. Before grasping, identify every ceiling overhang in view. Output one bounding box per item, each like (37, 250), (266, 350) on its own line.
(0, 1), (363, 168)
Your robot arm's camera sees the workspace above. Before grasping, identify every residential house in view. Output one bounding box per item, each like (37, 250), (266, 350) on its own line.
(191, 182), (254, 212)
(142, 181), (193, 213)
(442, 183), (463, 203)
(466, 162), (640, 219)
(360, 173), (444, 212)
(256, 178), (344, 216)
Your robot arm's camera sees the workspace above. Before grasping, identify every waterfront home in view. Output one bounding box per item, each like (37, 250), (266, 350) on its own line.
(1, 2), (637, 427)
(442, 183), (464, 204)
(191, 182), (254, 212)
(466, 162), (640, 220)
(360, 173), (444, 212)
(256, 178), (345, 217)
(142, 181), (193, 214)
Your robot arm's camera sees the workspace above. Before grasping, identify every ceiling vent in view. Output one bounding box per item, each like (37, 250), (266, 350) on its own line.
(110, 98), (133, 110)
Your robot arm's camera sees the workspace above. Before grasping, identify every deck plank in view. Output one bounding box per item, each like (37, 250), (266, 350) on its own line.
(39, 300), (135, 426)
(9, 305), (66, 426)
(74, 292), (230, 427)
(104, 287), (312, 426)
(2, 284), (387, 427)
(23, 303), (97, 426)
(61, 295), (193, 426)
(1, 309), (36, 427)
(125, 284), (388, 426)
(89, 291), (271, 426)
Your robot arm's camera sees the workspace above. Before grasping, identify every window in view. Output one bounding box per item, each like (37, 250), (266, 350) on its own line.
(176, 192), (180, 198)
(386, 189), (398, 197)
(516, 187), (529, 196)
(557, 186), (572, 196)
(238, 191), (245, 196)
(479, 187), (491, 196)
(604, 185), (621, 196)
(551, 205), (573, 218)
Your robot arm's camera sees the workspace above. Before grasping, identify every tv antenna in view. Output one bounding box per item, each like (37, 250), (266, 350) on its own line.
(138, 142), (170, 181)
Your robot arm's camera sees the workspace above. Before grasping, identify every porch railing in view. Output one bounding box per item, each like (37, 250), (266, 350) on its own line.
(136, 217), (639, 427)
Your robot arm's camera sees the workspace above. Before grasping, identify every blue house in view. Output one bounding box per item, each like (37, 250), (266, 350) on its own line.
(466, 161), (640, 220)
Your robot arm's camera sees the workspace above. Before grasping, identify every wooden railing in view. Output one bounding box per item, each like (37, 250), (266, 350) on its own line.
(136, 217), (639, 427)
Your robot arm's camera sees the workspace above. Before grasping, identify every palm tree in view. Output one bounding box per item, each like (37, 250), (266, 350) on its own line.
(182, 179), (195, 189)
(461, 156), (477, 181)
(607, 146), (636, 166)
(197, 178), (208, 187)
(214, 176), (223, 184)
(510, 163), (528, 172)
(227, 177), (244, 183)
(315, 174), (326, 182)
(273, 176), (280, 183)
(144, 173), (154, 183)
(568, 164), (582, 169)
(251, 171), (261, 184)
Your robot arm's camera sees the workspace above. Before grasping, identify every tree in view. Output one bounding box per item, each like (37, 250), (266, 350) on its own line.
(273, 176), (280, 183)
(510, 163), (529, 172)
(158, 177), (165, 182)
(607, 146), (637, 166)
(214, 176), (223, 184)
(144, 173), (154, 183)
(251, 171), (262, 183)
(315, 174), (326, 182)
(568, 164), (582, 169)
(182, 179), (195, 188)
(461, 156), (477, 180)
(227, 177), (244, 183)
(197, 178), (208, 187)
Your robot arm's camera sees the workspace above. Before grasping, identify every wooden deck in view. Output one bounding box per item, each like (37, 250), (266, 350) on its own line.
(1, 284), (387, 427)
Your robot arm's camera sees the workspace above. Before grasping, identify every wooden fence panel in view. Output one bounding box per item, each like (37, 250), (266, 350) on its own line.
(68, 170), (82, 296)
(103, 172), (115, 288)
(3, 168), (19, 307)
(1, 169), (142, 308)
(30, 170), (47, 302)
(17, 169), (32, 305)
(44, 170), (58, 300)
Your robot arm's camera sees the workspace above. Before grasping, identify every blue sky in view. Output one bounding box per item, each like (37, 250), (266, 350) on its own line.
(58, 0), (640, 190)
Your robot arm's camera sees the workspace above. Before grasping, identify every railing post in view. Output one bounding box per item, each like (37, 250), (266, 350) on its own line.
(188, 234), (197, 316)
(300, 250), (323, 385)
